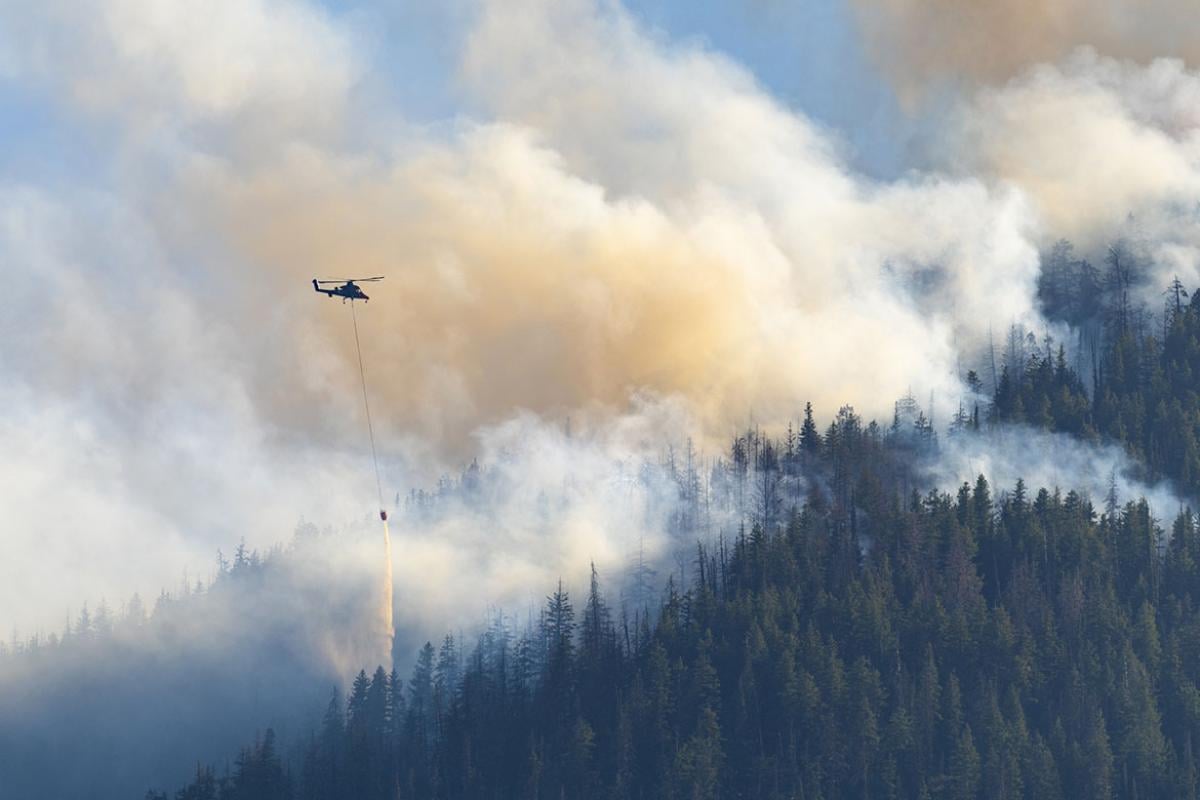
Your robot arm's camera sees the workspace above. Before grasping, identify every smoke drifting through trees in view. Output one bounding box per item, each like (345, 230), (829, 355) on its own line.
(1, 0), (1199, 685)
(7, 1), (1200, 794)
(150, 368), (1200, 799)
(0, 527), (392, 799)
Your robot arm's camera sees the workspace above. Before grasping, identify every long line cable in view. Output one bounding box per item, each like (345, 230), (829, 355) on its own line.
(350, 300), (384, 513)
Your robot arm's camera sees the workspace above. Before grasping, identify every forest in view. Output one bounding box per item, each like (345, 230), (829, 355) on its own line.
(127, 236), (1200, 799)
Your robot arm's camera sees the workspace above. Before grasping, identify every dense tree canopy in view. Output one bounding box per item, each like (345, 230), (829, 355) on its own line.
(140, 247), (1200, 799)
(156, 430), (1200, 799)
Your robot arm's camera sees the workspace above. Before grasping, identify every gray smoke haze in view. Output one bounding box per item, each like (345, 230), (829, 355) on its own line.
(0, 524), (394, 799)
(3, 0), (1200, 663)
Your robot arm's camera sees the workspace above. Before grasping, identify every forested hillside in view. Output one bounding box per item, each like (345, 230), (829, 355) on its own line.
(12, 0), (1200, 796)
(144, 260), (1200, 799)
(0, 531), (394, 800)
(155, 461), (1200, 799)
(995, 237), (1200, 496)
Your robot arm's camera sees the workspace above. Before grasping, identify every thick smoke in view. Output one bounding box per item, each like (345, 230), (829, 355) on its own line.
(851, 3), (1200, 298)
(390, 396), (702, 632)
(942, 50), (1200, 293)
(163, 0), (1049, 444)
(5, 0), (1200, 657)
(7, 3), (1200, 796)
(850, 0), (1200, 102)
(0, 0), (1041, 637)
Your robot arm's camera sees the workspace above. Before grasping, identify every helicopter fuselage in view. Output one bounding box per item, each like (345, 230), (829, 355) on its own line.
(313, 279), (370, 302)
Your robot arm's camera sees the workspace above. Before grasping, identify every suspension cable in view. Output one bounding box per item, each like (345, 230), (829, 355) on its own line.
(350, 300), (384, 513)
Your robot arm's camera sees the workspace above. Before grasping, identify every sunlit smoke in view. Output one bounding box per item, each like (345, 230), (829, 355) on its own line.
(5, 0), (1200, 643)
(14, 4), (1200, 798)
(849, 0), (1200, 103)
(940, 50), (1200, 283)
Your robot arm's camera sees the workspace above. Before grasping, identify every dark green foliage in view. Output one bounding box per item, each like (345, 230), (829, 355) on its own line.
(160, 440), (1200, 798)
(1015, 263), (1200, 496)
(204, 729), (290, 800)
(153, 264), (1200, 800)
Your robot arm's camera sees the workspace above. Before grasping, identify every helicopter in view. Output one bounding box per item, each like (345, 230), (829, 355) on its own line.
(312, 277), (384, 302)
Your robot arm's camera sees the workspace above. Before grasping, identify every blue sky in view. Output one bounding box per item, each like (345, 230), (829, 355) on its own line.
(0, 0), (909, 184)
(622, 0), (908, 175)
(310, 0), (911, 175)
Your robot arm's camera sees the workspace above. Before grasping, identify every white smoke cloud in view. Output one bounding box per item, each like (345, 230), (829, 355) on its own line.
(932, 426), (1187, 522)
(944, 50), (1200, 283)
(3, 0), (1200, 645)
(390, 396), (700, 631)
(1, 0), (358, 145)
(0, 183), (378, 634)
